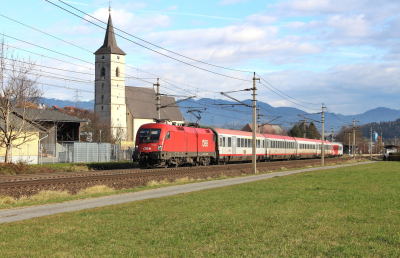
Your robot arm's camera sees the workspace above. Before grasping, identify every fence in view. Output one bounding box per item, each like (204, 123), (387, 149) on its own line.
(38, 142), (134, 164)
(0, 144), (38, 164)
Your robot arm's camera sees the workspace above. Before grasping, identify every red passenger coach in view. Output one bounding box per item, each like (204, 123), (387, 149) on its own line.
(132, 123), (216, 167)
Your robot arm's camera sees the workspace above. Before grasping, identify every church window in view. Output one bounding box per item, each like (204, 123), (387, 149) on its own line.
(116, 67), (120, 77)
(101, 106), (103, 110)
(102, 83), (104, 89)
(101, 55), (105, 59)
(117, 55), (120, 60)
(101, 67), (105, 79)
(101, 95), (104, 102)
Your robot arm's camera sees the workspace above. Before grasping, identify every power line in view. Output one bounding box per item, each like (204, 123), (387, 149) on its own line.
(45, 0), (252, 82)
(2, 33), (94, 66)
(259, 82), (320, 111)
(56, 0), (252, 73)
(0, 13), (92, 53)
(5, 44), (93, 70)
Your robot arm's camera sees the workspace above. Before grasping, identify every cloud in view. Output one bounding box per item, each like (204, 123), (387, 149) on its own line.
(90, 8), (171, 34)
(217, 0), (247, 6)
(246, 14), (276, 25)
(164, 5), (178, 11)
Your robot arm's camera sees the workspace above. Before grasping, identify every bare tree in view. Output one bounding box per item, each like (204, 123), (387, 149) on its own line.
(79, 110), (116, 144)
(0, 37), (43, 162)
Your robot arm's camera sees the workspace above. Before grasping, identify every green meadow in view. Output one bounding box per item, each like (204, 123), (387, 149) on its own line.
(0, 162), (399, 257)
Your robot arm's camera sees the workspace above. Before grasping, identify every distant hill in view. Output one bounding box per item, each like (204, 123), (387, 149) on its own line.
(43, 98), (94, 110)
(42, 98), (400, 131)
(359, 118), (400, 142)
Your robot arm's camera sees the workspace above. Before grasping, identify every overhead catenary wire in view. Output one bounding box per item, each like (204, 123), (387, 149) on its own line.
(56, 0), (252, 73)
(1, 13), (220, 95)
(0, 13), (92, 53)
(45, 0), (252, 82)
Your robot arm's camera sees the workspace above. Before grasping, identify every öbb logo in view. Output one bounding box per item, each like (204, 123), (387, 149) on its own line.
(202, 140), (208, 147)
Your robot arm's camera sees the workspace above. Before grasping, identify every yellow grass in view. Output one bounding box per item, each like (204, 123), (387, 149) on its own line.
(77, 185), (114, 195)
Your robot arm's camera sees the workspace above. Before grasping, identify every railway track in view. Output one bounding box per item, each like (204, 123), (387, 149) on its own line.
(0, 157), (357, 199)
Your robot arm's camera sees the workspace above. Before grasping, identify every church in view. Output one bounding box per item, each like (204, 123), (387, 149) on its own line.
(93, 12), (184, 142)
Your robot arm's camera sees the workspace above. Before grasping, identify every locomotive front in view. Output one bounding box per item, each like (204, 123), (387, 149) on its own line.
(132, 123), (168, 167)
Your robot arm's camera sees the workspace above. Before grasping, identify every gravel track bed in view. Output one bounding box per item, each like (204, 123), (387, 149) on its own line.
(0, 157), (356, 199)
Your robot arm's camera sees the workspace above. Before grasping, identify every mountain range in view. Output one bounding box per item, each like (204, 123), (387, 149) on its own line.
(43, 98), (400, 133)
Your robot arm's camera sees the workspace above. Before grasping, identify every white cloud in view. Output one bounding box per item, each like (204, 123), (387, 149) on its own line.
(164, 5), (178, 11)
(217, 0), (247, 6)
(246, 14), (276, 25)
(90, 8), (170, 34)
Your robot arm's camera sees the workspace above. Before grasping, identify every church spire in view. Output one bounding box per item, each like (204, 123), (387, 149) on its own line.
(94, 13), (126, 55)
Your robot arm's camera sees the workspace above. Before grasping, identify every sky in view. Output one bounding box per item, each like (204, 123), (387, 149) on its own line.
(1, 0), (400, 121)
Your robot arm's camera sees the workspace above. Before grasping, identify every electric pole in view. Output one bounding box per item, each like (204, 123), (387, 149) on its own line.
(370, 127), (372, 160)
(252, 72), (260, 174)
(257, 106), (261, 133)
(303, 118), (306, 138)
(331, 126), (334, 142)
(353, 118), (356, 162)
(155, 78), (161, 119)
(321, 104), (325, 166)
(349, 132), (350, 156)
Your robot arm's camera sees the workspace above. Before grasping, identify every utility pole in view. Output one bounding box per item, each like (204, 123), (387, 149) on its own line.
(349, 132), (351, 156)
(155, 78), (161, 119)
(331, 126), (334, 142)
(321, 104), (325, 166)
(303, 118), (306, 138)
(252, 72), (260, 174)
(370, 127), (372, 160)
(353, 118), (356, 162)
(257, 106), (261, 133)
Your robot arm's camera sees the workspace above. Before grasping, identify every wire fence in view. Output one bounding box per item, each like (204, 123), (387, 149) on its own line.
(0, 140), (135, 165)
(0, 144), (38, 165)
(37, 142), (134, 164)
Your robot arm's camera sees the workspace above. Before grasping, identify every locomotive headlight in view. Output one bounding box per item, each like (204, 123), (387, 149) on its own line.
(158, 145), (162, 151)
(135, 145), (138, 151)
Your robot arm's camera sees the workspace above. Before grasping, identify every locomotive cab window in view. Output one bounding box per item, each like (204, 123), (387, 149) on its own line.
(139, 129), (161, 143)
(165, 132), (170, 140)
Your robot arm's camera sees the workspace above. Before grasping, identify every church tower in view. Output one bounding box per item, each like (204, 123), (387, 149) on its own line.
(94, 12), (127, 140)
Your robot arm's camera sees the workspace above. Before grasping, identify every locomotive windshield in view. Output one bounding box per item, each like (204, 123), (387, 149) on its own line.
(139, 129), (161, 143)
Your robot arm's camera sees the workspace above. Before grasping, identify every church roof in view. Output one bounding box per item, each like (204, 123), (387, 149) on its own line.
(94, 14), (126, 56)
(125, 86), (184, 121)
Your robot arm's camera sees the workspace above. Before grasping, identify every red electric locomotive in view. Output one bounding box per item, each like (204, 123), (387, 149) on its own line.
(132, 122), (216, 167)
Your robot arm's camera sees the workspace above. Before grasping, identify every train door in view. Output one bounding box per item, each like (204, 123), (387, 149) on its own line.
(219, 136), (224, 155)
(232, 136), (237, 155)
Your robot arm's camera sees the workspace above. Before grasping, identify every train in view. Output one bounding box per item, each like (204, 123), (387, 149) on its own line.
(132, 122), (343, 168)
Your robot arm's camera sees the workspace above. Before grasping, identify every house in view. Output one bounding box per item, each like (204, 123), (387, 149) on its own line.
(0, 111), (47, 164)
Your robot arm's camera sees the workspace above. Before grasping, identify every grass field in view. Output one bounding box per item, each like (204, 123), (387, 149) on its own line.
(0, 162), (399, 257)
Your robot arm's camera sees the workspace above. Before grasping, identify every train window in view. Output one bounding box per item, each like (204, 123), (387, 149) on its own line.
(223, 137), (226, 147)
(241, 138), (244, 147)
(165, 132), (170, 140)
(228, 137), (232, 147)
(139, 129), (161, 143)
(237, 138), (240, 147)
